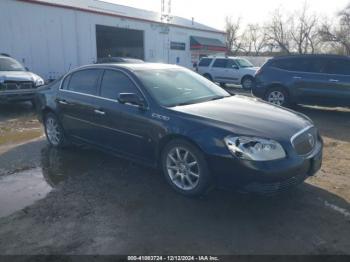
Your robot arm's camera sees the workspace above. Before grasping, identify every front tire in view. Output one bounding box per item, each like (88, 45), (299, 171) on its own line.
(30, 99), (36, 109)
(161, 139), (212, 197)
(44, 113), (68, 148)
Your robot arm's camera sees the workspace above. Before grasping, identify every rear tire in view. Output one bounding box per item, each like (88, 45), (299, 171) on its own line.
(161, 139), (212, 197)
(44, 113), (69, 148)
(264, 86), (290, 107)
(203, 74), (213, 81)
(241, 76), (255, 90)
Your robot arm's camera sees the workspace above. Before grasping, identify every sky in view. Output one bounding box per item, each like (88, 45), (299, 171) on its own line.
(103, 0), (349, 30)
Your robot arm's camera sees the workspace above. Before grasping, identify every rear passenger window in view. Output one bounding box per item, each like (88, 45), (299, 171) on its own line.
(302, 58), (327, 73)
(325, 59), (350, 75)
(100, 70), (140, 100)
(198, 58), (212, 67)
(271, 58), (327, 73)
(212, 59), (228, 68)
(67, 69), (102, 95)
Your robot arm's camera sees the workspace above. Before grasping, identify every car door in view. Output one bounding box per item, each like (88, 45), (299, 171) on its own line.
(290, 57), (331, 105)
(197, 58), (213, 75)
(322, 58), (350, 107)
(226, 59), (241, 84)
(57, 69), (104, 143)
(211, 59), (230, 83)
(93, 69), (154, 162)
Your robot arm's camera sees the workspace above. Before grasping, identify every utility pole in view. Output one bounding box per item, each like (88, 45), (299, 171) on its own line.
(161, 0), (172, 23)
(160, 0), (173, 63)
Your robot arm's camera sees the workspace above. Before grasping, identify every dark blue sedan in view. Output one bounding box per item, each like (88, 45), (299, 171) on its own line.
(36, 63), (323, 196)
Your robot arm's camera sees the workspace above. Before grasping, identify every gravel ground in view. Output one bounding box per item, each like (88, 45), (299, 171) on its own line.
(0, 98), (349, 255)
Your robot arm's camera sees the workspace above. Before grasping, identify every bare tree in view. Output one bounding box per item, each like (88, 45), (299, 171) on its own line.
(290, 3), (320, 54)
(225, 17), (244, 55)
(319, 4), (350, 55)
(244, 24), (268, 56)
(265, 9), (292, 55)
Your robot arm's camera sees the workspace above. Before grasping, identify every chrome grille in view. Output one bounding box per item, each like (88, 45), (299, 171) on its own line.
(291, 126), (317, 156)
(0, 81), (34, 91)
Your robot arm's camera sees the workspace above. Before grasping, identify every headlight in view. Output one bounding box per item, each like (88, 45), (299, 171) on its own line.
(35, 78), (45, 87)
(224, 136), (286, 161)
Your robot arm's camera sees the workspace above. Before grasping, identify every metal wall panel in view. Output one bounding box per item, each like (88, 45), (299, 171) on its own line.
(0, 0), (226, 80)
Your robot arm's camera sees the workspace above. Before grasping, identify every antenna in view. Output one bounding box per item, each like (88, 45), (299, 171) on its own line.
(161, 0), (172, 23)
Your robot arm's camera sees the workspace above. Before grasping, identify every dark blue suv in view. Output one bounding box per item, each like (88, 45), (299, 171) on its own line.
(252, 55), (350, 107)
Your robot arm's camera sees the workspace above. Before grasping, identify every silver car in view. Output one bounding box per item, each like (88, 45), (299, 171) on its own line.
(197, 57), (259, 89)
(0, 54), (44, 105)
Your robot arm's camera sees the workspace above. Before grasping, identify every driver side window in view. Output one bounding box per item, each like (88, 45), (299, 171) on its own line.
(100, 70), (140, 100)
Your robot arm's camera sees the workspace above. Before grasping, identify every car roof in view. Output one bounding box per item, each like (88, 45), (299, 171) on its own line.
(272, 54), (350, 60)
(73, 63), (183, 72)
(200, 56), (246, 60)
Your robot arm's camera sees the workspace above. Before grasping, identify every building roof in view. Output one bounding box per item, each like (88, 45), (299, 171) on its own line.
(19, 0), (225, 34)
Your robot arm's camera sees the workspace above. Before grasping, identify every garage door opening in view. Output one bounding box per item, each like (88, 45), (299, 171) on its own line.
(96, 25), (144, 60)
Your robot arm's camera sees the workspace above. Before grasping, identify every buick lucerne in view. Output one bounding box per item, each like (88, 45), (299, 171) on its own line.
(36, 64), (323, 196)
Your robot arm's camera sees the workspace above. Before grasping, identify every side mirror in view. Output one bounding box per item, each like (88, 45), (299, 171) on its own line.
(118, 93), (147, 109)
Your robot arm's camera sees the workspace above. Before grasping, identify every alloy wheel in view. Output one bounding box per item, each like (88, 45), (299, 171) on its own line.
(45, 117), (62, 146)
(267, 91), (285, 106)
(166, 147), (200, 191)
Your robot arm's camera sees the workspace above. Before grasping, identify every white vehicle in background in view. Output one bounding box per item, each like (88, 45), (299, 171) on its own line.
(197, 57), (259, 89)
(0, 54), (45, 106)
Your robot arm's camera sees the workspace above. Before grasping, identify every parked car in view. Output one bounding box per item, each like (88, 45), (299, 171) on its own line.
(197, 57), (259, 89)
(96, 57), (144, 64)
(253, 54), (350, 107)
(0, 55), (44, 105)
(36, 63), (323, 196)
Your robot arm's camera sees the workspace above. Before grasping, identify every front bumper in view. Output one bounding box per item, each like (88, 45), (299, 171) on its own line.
(208, 141), (323, 194)
(0, 90), (37, 102)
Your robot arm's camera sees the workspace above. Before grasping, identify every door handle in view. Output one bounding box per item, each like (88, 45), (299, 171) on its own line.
(293, 76), (302, 80)
(94, 109), (106, 116)
(57, 99), (69, 105)
(329, 79), (339, 83)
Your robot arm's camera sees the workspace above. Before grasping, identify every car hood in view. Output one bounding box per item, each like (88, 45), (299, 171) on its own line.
(170, 95), (312, 141)
(0, 71), (42, 83)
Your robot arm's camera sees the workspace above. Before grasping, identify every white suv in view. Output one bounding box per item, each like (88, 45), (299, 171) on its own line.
(197, 57), (259, 89)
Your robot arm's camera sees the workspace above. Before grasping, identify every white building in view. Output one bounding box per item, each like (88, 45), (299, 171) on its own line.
(0, 0), (227, 80)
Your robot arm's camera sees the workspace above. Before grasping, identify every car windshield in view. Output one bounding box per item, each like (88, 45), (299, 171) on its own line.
(235, 59), (254, 68)
(0, 57), (26, 71)
(135, 68), (230, 107)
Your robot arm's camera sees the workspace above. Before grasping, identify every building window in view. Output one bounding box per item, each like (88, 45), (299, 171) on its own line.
(170, 42), (186, 51)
